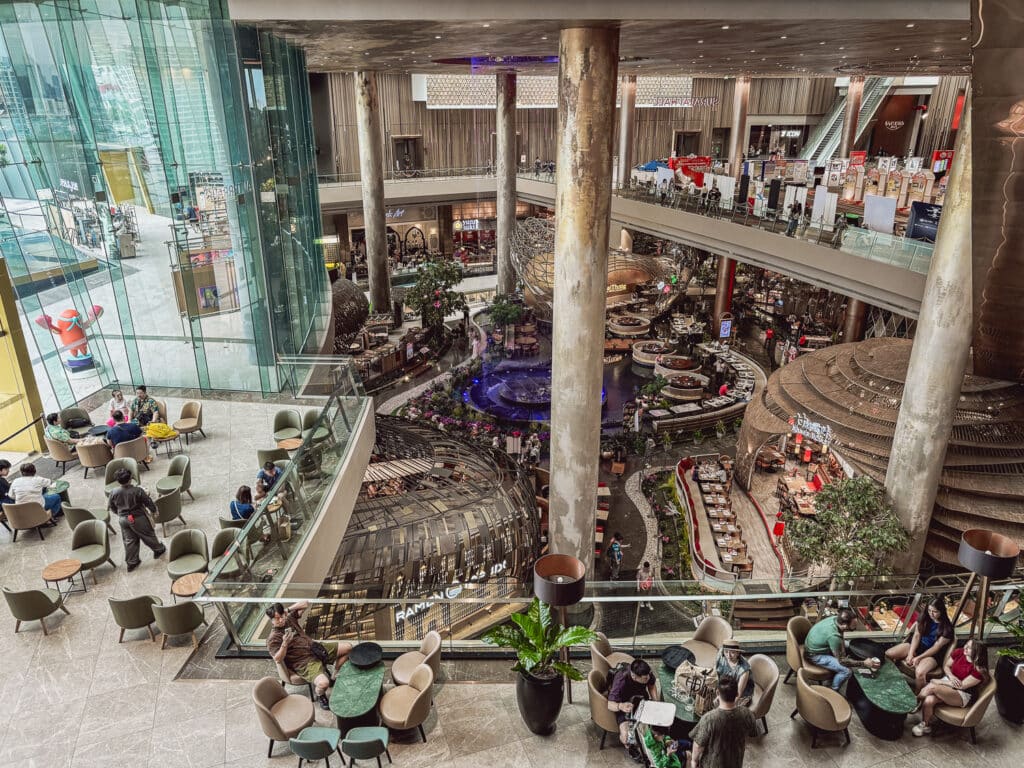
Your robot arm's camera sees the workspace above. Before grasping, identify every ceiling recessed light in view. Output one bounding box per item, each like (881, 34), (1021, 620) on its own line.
(699, 54), (704, 58)
(434, 35), (442, 39)
(750, 49), (756, 53)
(906, 23), (915, 28)
(698, 39), (704, 44)
(818, 41), (826, 45)
(894, 47), (901, 51)
(541, 36), (548, 40)
(780, 35), (787, 39)
(482, 23), (490, 27)
(721, 25), (729, 30)
(961, 36), (968, 40)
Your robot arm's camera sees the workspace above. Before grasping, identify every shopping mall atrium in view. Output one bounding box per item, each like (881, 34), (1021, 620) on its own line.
(0, 0), (1020, 766)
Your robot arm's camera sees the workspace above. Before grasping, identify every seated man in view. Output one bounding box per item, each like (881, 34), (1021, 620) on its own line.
(254, 461), (283, 502)
(44, 413), (81, 450)
(265, 601), (352, 710)
(129, 385), (160, 426)
(8, 462), (63, 519)
(804, 607), (880, 691)
(106, 410), (143, 450)
(607, 659), (658, 748)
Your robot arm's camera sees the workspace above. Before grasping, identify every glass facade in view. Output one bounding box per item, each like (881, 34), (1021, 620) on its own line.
(0, 0), (327, 410)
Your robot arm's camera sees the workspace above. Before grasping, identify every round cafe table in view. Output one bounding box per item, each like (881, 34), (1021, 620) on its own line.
(50, 479), (71, 505)
(171, 572), (206, 602)
(42, 558), (86, 600)
(277, 437), (303, 452)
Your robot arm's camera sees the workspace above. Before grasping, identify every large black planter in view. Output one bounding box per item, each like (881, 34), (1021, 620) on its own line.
(515, 671), (564, 735)
(995, 655), (1024, 724)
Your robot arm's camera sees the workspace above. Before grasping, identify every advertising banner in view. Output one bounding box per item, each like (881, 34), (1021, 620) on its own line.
(878, 156), (899, 173)
(849, 151), (867, 167)
(826, 160), (845, 187)
(931, 150), (955, 174)
(906, 201), (943, 242)
(906, 156), (924, 172)
(864, 194), (898, 234)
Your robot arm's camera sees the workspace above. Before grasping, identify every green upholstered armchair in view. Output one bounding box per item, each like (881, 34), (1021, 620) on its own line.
(3, 587), (69, 635)
(272, 409), (302, 441)
(166, 528), (208, 582)
(153, 489), (185, 537)
(209, 528), (247, 579)
(152, 600), (207, 649)
(70, 519), (116, 584)
(64, 505), (116, 536)
(104, 457), (139, 496)
(108, 595), (162, 642)
(341, 726), (391, 767)
(156, 455), (193, 500)
(291, 726), (345, 767)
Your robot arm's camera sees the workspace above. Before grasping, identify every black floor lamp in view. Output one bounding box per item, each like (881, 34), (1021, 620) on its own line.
(952, 529), (1020, 640)
(534, 553), (586, 703)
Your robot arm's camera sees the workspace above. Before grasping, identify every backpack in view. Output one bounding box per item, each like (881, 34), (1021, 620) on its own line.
(606, 660), (631, 693)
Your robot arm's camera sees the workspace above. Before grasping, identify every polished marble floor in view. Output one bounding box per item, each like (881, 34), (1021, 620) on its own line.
(0, 399), (1017, 767)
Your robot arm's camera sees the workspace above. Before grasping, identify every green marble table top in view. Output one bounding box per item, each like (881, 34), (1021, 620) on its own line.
(854, 661), (917, 714)
(330, 661), (385, 718)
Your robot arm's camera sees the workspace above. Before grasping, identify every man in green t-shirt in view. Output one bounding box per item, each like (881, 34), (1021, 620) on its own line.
(805, 608), (880, 690)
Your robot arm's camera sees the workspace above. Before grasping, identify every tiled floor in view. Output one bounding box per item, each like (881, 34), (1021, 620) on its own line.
(0, 399), (1017, 767)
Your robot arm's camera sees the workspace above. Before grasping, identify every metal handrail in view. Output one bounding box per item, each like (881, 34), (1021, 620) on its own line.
(0, 414), (42, 447)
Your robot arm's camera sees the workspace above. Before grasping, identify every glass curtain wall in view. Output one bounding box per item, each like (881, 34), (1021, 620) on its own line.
(0, 0), (325, 409)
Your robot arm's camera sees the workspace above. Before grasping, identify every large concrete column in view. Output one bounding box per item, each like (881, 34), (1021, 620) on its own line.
(842, 297), (868, 342)
(727, 76), (751, 178)
(548, 26), (619, 570)
(354, 71), (391, 313)
(713, 255), (737, 328)
(437, 205), (454, 256)
(884, 105), (972, 572)
(496, 72), (518, 296)
(616, 74), (637, 188)
(839, 75), (865, 159)
(618, 226), (633, 253)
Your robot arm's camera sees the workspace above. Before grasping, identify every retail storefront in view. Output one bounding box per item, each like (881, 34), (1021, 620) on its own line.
(348, 205), (439, 263)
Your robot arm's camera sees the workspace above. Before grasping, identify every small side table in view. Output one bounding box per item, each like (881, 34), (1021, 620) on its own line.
(171, 572), (206, 603)
(150, 435), (183, 458)
(42, 558), (86, 600)
(277, 438), (303, 452)
(50, 479), (71, 506)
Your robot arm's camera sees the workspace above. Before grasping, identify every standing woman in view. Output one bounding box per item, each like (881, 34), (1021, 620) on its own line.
(636, 561), (655, 611)
(913, 639), (988, 736)
(885, 597), (955, 691)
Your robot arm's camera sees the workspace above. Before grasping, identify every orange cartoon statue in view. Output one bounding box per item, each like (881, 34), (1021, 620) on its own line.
(35, 305), (103, 371)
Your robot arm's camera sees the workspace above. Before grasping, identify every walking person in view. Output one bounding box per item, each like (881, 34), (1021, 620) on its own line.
(689, 676), (758, 768)
(607, 531), (629, 580)
(107, 468), (165, 571)
(786, 200), (803, 237)
(636, 561), (655, 610)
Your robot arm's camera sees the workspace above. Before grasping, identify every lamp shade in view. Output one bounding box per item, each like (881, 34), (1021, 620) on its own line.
(957, 529), (1020, 580)
(533, 554), (586, 607)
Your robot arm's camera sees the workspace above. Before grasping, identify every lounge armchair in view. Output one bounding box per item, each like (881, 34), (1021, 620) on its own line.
(934, 677), (997, 743)
(748, 653), (780, 734)
(379, 663), (434, 742)
(152, 600), (207, 649)
(172, 401), (206, 444)
(784, 616), (831, 684)
(69, 519), (116, 584)
(587, 668), (621, 749)
(252, 676), (315, 758)
(63, 505), (116, 536)
(589, 630), (634, 679)
(340, 726), (391, 768)
(153, 489), (185, 537)
(391, 630), (442, 686)
(792, 668), (851, 747)
(104, 458), (139, 496)
(166, 528), (208, 582)
(113, 435), (150, 471)
(682, 615), (733, 667)
(108, 595), (162, 642)
(156, 455), (193, 500)
(3, 587), (68, 635)
(2, 500), (51, 541)
(44, 437), (77, 476)
(273, 409), (302, 442)
(77, 442), (112, 479)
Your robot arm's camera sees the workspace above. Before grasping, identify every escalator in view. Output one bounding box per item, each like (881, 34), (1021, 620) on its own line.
(800, 77), (894, 168)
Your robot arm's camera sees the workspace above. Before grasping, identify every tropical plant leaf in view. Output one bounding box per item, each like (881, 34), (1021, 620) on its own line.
(510, 611), (545, 654)
(552, 661), (584, 681)
(554, 625), (598, 649)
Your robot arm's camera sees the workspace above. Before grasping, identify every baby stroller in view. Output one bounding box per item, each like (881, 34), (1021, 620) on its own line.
(626, 699), (678, 766)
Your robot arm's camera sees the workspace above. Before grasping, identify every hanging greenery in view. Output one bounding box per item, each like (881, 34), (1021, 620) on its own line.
(405, 258), (468, 338)
(783, 475), (909, 589)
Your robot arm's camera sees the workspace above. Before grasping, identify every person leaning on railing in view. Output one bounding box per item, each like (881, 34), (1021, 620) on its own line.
(804, 607), (881, 691)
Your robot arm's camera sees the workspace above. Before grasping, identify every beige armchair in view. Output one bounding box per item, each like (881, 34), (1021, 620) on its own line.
(153, 399), (168, 424)
(113, 435), (150, 471)
(391, 630), (442, 685)
(748, 653), (780, 734)
(77, 441), (113, 479)
(3, 500), (52, 541)
(380, 663), (434, 742)
(252, 676), (315, 758)
(590, 631), (635, 679)
(792, 669), (851, 748)
(45, 436), (77, 476)
(785, 616), (831, 684)
(682, 615), (733, 667)
(934, 677), (997, 743)
(172, 401), (206, 444)
(587, 668), (621, 749)
(275, 659), (315, 698)
(3, 587), (69, 635)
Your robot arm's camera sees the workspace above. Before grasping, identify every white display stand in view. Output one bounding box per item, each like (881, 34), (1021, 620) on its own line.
(782, 185), (808, 212)
(810, 184), (838, 230)
(864, 194), (898, 234)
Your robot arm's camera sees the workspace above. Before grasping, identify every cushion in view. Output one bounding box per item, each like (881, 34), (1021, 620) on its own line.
(271, 694), (315, 734)
(273, 428), (302, 441)
(681, 640), (718, 668)
(298, 726), (341, 749)
(168, 554), (207, 578)
(391, 651), (426, 686)
(380, 685), (419, 724)
(71, 544), (106, 567)
(817, 686), (853, 726)
(173, 419), (199, 431)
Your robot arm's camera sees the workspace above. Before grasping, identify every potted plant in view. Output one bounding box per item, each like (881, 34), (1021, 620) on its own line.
(692, 428), (705, 445)
(993, 614), (1024, 723)
(733, 417), (743, 434)
(481, 598), (596, 735)
(714, 419), (727, 438)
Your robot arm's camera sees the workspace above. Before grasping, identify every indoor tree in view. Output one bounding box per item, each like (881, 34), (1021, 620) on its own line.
(488, 293), (524, 328)
(405, 258), (468, 341)
(783, 475), (909, 590)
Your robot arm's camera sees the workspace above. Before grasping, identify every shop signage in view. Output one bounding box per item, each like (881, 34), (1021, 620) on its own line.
(653, 96), (719, 108)
(884, 120), (906, 131)
(59, 178), (79, 193)
(460, 219), (480, 231)
(788, 413), (835, 447)
(931, 150), (955, 173)
(780, 129), (802, 138)
(393, 560), (508, 626)
(906, 157), (924, 172)
(385, 208), (406, 219)
(906, 201), (942, 242)
(849, 151), (867, 167)
(877, 156), (899, 173)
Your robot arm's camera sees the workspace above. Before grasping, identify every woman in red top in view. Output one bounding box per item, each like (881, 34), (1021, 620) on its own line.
(912, 639), (988, 736)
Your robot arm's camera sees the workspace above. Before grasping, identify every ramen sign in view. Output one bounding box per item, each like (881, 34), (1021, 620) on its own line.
(788, 413), (836, 448)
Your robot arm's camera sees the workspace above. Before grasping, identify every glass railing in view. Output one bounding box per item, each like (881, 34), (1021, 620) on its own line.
(318, 166), (497, 186)
(200, 561), (1021, 656)
(203, 360), (370, 647)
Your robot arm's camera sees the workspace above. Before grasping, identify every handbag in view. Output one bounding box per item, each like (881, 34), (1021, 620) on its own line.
(672, 661), (719, 716)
